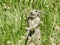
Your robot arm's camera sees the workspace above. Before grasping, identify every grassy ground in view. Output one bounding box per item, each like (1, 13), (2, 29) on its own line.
(0, 0), (60, 45)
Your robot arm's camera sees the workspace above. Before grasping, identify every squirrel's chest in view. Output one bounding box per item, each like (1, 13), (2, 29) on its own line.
(28, 17), (40, 24)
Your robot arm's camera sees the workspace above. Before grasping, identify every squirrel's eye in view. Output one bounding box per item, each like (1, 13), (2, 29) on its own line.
(30, 12), (32, 14)
(35, 10), (37, 12)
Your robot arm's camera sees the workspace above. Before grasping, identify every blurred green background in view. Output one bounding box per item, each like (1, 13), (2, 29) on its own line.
(0, 0), (60, 45)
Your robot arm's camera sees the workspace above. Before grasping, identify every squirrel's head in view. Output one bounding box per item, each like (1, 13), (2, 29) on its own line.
(30, 10), (40, 17)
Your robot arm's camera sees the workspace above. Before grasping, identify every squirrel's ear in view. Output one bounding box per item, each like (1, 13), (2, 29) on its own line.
(37, 10), (40, 16)
(37, 10), (44, 15)
(38, 10), (41, 14)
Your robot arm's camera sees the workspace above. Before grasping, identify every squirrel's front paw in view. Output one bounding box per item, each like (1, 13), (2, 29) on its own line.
(25, 27), (29, 31)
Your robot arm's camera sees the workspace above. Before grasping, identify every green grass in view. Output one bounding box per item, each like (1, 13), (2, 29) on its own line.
(0, 0), (60, 45)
